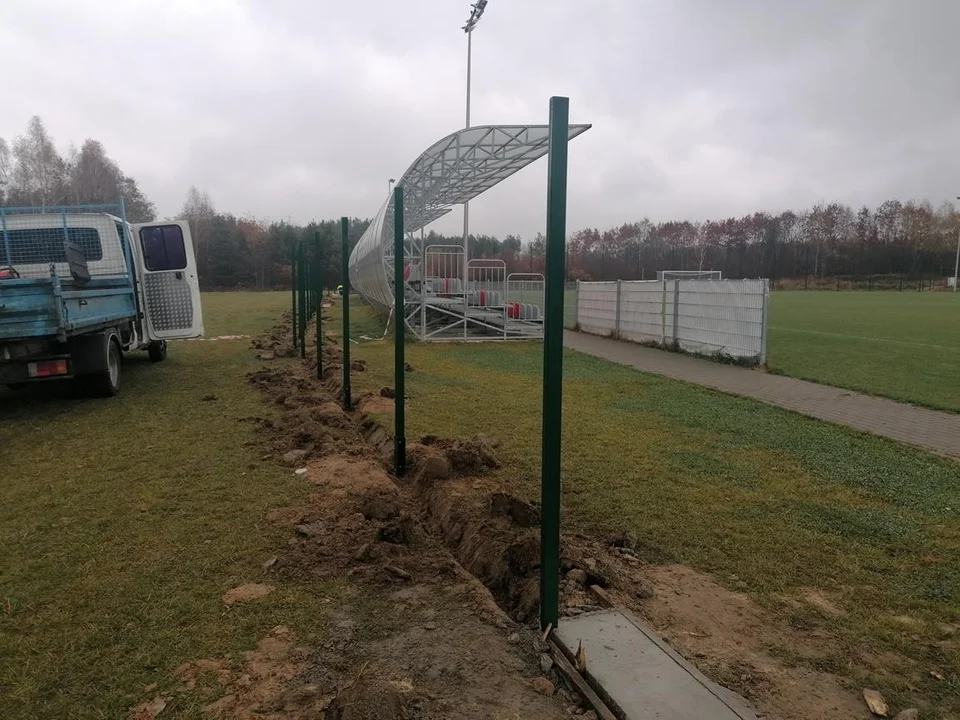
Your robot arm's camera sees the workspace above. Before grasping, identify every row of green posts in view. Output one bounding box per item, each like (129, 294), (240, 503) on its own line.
(290, 219), (353, 400)
(288, 96), (570, 631)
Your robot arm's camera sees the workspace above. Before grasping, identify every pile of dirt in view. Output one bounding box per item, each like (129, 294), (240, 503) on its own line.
(417, 435), (500, 475)
(325, 676), (418, 720)
(356, 394), (395, 416)
(246, 363), (369, 464)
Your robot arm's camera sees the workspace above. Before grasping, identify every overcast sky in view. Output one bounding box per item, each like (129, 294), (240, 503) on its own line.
(1, 0), (958, 238)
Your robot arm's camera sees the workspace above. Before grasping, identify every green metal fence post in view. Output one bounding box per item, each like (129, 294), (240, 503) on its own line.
(393, 187), (406, 477)
(305, 252), (311, 322)
(540, 96), (570, 631)
(291, 248), (298, 351)
(341, 217), (352, 410)
(315, 229), (323, 379)
(299, 243), (307, 360)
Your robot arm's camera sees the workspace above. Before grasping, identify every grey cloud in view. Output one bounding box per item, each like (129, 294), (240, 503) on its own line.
(1, 0), (958, 238)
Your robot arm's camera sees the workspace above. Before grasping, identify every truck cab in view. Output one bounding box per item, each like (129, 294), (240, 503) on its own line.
(0, 202), (203, 396)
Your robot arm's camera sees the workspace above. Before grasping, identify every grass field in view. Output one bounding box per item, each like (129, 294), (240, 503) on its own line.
(768, 292), (960, 411)
(335, 300), (960, 713)
(0, 292), (339, 719)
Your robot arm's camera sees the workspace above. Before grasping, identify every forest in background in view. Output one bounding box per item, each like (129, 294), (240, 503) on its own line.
(3, 115), (957, 290)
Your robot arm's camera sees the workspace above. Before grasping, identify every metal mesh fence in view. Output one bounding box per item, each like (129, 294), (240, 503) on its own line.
(0, 207), (129, 280)
(576, 278), (770, 364)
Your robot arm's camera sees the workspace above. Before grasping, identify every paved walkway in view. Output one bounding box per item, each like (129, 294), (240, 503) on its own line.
(564, 330), (960, 460)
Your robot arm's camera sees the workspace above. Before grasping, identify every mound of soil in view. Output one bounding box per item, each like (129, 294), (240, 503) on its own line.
(418, 435), (499, 475)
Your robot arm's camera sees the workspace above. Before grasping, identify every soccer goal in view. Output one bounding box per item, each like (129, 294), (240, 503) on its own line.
(656, 269), (722, 281)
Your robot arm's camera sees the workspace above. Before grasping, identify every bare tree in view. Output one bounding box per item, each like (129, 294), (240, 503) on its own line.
(180, 186), (216, 282)
(0, 137), (10, 203)
(69, 140), (120, 203)
(10, 116), (68, 206)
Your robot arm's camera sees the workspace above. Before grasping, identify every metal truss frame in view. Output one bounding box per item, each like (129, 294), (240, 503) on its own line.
(349, 123), (591, 341)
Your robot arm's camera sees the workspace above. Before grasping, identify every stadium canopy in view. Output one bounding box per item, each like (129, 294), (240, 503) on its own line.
(349, 122), (591, 335)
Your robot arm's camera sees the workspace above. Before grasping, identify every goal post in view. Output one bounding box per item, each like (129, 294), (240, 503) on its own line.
(656, 269), (722, 281)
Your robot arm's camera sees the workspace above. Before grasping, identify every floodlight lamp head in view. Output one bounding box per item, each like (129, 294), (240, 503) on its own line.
(463, 0), (487, 32)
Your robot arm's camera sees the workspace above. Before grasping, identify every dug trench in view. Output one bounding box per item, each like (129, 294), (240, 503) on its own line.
(129, 308), (878, 720)
(251, 311), (877, 720)
(126, 313), (594, 720)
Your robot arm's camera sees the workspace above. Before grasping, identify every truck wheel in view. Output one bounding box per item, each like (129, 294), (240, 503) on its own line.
(89, 340), (122, 397)
(148, 340), (167, 362)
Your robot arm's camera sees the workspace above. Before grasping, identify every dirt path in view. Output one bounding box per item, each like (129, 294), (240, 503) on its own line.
(565, 329), (960, 459)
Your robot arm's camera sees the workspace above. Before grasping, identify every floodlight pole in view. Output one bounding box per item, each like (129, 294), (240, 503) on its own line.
(462, 25), (473, 289)
(462, 1), (487, 290)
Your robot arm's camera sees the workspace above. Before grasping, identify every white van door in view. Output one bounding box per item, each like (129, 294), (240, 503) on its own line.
(132, 221), (204, 340)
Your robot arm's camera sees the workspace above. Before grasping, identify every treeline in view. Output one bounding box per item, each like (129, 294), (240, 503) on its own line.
(566, 202), (960, 287)
(179, 187), (370, 290)
(430, 202), (960, 289)
(0, 116), (155, 222)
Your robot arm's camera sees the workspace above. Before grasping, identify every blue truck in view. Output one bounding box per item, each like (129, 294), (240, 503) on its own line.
(0, 202), (203, 396)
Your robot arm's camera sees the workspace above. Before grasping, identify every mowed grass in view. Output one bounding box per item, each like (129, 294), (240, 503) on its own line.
(333, 300), (960, 712)
(768, 291), (960, 411)
(0, 292), (336, 720)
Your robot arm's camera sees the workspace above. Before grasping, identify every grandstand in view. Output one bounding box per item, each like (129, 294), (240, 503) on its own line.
(348, 123), (590, 340)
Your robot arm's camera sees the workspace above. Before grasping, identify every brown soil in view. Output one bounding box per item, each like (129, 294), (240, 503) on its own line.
(222, 583), (274, 606)
(356, 394), (395, 415)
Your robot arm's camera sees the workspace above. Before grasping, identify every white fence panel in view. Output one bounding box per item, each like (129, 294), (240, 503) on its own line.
(577, 281), (618, 336)
(674, 279), (767, 359)
(619, 280), (666, 344)
(576, 278), (770, 364)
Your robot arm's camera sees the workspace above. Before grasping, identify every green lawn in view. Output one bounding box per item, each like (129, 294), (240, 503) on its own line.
(768, 291), (960, 411)
(335, 300), (960, 715)
(0, 292), (336, 720)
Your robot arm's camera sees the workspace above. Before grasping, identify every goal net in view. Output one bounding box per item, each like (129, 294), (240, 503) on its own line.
(656, 270), (722, 281)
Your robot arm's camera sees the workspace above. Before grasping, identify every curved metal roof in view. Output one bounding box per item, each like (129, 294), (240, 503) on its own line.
(398, 123), (591, 233)
(349, 122), (591, 314)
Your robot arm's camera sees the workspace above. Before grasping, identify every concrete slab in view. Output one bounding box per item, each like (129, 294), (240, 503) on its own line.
(553, 609), (758, 720)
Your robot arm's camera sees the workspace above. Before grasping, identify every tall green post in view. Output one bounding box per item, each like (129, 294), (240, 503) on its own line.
(306, 252), (312, 323)
(341, 217), (352, 410)
(298, 243), (307, 360)
(291, 248), (298, 351)
(540, 96), (570, 631)
(393, 187), (406, 477)
(315, 229), (323, 379)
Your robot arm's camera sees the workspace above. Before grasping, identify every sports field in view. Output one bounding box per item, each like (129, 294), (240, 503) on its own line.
(767, 292), (960, 412)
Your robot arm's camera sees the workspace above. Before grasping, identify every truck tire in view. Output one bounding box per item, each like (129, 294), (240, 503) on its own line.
(148, 340), (167, 362)
(88, 339), (122, 397)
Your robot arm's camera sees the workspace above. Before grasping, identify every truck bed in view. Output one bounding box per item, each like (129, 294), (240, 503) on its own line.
(0, 276), (137, 341)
